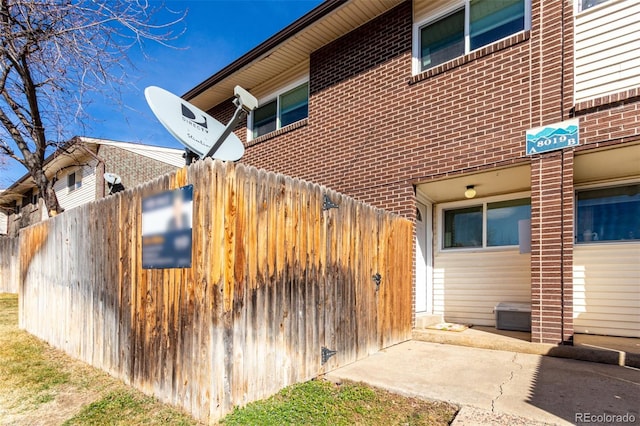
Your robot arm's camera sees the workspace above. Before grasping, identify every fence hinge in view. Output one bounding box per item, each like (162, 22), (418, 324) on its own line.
(372, 272), (382, 291)
(321, 347), (337, 364)
(322, 194), (338, 211)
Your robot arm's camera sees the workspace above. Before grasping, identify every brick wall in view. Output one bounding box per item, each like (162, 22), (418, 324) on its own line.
(98, 145), (178, 196)
(206, 0), (640, 343)
(530, 151), (574, 344)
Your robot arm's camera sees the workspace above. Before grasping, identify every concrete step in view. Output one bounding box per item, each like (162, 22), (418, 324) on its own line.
(414, 314), (443, 329)
(412, 328), (640, 368)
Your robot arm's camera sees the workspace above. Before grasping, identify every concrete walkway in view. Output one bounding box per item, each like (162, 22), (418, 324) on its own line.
(326, 341), (640, 425)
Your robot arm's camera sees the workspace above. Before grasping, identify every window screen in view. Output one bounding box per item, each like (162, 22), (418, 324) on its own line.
(470, 0), (525, 50)
(280, 83), (308, 128)
(420, 8), (465, 71)
(487, 198), (531, 246)
(444, 206), (483, 248)
(252, 100), (277, 138)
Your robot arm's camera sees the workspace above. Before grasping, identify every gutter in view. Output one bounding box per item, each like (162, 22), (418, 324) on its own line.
(182, 0), (348, 101)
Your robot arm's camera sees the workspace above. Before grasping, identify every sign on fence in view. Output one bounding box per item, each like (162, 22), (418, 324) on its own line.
(141, 185), (193, 269)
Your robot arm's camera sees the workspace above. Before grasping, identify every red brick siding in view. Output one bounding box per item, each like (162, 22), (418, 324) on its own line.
(530, 150), (574, 345)
(204, 0), (640, 343)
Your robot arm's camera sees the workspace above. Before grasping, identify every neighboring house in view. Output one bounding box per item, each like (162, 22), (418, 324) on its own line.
(0, 191), (7, 235)
(0, 136), (185, 237)
(183, 0), (640, 343)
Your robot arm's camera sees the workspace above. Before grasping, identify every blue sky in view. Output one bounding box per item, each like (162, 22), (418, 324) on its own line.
(0, 0), (323, 187)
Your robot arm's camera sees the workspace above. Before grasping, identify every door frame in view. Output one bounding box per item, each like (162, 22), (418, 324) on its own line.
(415, 201), (433, 314)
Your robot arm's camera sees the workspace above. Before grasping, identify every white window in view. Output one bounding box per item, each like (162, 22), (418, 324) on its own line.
(67, 171), (82, 193)
(576, 184), (640, 243)
(413, 0), (531, 74)
(250, 81), (309, 139)
(440, 195), (531, 250)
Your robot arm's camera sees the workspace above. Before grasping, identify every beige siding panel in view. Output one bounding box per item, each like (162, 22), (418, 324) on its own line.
(433, 249), (531, 326)
(0, 211), (7, 235)
(574, 0), (640, 102)
(575, 0), (636, 28)
(576, 43), (638, 71)
(54, 160), (97, 211)
(573, 243), (640, 338)
(414, 0), (459, 23)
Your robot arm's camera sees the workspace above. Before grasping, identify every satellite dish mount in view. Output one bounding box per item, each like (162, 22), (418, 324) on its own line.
(202, 86), (257, 160)
(145, 85), (257, 166)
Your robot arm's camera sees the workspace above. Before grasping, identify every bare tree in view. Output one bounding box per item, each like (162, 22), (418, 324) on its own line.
(0, 0), (185, 214)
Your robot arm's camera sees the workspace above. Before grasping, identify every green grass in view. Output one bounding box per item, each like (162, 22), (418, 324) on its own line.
(2, 293), (457, 425)
(63, 390), (197, 426)
(220, 379), (457, 426)
(0, 293), (199, 425)
(0, 293), (70, 409)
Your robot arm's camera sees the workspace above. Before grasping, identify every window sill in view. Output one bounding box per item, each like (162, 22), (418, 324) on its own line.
(246, 119), (308, 147)
(438, 245), (523, 254)
(409, 31), (530, 85)
(575, 240), (640, 246)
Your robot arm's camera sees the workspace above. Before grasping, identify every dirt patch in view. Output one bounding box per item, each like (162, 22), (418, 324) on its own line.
(1, 386), (101, 426)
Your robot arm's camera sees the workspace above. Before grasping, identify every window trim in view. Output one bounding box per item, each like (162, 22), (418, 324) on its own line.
(67, 172), (76, 193)
(436, 191), (531, 253)
(247, 77), (309, 141)
(66, 169), (82, 193)
(412, 0), (532, 75)
(574, 180), (640, 245)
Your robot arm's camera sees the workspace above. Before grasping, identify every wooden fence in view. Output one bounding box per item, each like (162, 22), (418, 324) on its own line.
(0, 236), (19, 293)
(19, 159), (413, 423)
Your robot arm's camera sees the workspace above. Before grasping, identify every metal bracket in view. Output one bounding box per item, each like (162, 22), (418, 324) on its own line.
(322, 194), (338, 211)
(204, 97), (247, 159)
(321, 347), (337, 364)
(372, 273), (382, 291)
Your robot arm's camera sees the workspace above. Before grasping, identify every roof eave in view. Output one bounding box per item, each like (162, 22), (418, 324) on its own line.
(182, 0), (348, 101)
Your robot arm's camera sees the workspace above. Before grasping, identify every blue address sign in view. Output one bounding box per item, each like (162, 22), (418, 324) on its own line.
(526, 118), (579, 155)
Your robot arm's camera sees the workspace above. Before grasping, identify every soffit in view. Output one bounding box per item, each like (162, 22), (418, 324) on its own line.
(574, 143), (640, 184)
(186, 0), (404, 110)
(417, 165), (532, 203)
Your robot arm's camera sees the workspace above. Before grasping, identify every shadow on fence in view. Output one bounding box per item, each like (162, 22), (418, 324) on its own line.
(18, 159), (413, 423)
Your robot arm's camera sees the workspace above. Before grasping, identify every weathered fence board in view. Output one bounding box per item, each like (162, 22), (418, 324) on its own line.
(19, 159), (413, 424)
(0, 236), (19, 293)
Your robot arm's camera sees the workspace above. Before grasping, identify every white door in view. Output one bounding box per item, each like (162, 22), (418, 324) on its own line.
(415, 202), (433, 313)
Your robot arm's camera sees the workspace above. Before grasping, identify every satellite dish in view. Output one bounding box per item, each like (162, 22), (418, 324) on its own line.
(104, 172), (121, 185)
(144, 86), (246, 162)
(104, 172), (125, 195)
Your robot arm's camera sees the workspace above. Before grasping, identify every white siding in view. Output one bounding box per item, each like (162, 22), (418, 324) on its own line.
(53, 160), (97, 211)
(0, 210), (7, 234)
(433, 249), (531, 326)
(574, 0), (640, 102)
(573, 243), (640, 338)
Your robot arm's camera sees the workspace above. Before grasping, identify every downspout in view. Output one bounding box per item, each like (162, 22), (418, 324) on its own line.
(559, 0), (567, 344)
